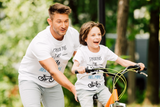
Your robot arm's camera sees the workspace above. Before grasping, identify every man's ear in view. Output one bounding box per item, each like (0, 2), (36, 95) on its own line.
(47, 18), (52, 25)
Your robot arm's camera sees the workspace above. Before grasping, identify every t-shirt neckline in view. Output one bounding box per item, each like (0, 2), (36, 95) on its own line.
(47, 26), (66, 44)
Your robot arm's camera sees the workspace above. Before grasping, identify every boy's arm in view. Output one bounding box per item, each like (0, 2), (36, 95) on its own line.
(115, 57), (145, 71)
(71, 60), (85, 74)
(73, 51), (77, 56)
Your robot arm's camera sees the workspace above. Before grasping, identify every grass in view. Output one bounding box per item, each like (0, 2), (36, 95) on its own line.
(127, 104), (160, 107)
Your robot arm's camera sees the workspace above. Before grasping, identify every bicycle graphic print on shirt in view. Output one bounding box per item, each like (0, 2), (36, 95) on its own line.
(88, 81), (101, 88)
(38, 74), (54, 82)
(86, 62), (103, 88)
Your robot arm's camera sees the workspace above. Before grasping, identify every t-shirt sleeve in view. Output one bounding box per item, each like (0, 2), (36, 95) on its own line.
(70, 27), (80, 51)
(73, 49), (83, 63)
(31, 39), (52, 61)
(105, 47), (118, 61)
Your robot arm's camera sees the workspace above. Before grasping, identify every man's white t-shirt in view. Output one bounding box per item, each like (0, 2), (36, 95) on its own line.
(18, 26), (80, 88)
(73, 45), (118, 90)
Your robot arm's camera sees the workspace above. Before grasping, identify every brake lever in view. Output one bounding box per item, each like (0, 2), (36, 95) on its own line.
(135, 70), (148, 77)
(139, 72), (148, 77)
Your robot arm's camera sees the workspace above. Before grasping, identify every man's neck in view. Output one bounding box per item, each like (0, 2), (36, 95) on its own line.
(50, 26), (64, 41)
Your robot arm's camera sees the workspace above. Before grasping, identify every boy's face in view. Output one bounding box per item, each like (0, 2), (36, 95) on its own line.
(85, 26), (102, 52)
(47, 13), (69, 40)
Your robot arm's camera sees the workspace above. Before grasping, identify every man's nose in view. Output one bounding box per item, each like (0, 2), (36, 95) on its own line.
(62, 22), (66, 28)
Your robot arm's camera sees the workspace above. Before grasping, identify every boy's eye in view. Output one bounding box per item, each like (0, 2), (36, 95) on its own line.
(98, 34), (101, 36)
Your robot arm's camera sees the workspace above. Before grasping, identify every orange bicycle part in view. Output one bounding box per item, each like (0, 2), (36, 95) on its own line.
(105, 88), (119, 107)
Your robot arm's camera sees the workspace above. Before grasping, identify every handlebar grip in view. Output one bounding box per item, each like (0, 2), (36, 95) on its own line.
(75, 68), (91, 74)
(143, 67), (147, 71)
(85, 68), (91, 73)
(134, 65), (147, 71)
(75, 70), (79, 74)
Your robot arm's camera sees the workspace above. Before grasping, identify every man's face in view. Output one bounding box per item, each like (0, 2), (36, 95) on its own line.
(48, 13), (69, 40)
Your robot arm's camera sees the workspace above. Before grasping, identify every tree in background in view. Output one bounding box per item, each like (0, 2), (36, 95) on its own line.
(127, 0), (160, 105)
(144, 0), (159, 105)
(127, 0), (149, 104)
(115, 0), (129, 56)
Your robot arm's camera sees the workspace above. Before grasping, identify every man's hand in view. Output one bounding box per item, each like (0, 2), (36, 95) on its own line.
(70, 86), (78, 102)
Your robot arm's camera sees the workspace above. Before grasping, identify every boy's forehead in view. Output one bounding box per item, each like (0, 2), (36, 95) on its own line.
(88, 27), (101, 33)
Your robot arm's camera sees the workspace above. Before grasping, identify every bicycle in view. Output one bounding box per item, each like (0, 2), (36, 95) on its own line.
(75, 65), (147, 107)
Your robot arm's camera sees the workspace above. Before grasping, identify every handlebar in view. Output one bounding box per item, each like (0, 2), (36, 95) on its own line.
(75, 68), (107, 74)
(75, 65), (148, 77)
(124, 65), (147, 77)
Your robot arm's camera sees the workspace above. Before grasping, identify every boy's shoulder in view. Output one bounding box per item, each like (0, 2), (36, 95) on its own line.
(100, 45), (109, 49)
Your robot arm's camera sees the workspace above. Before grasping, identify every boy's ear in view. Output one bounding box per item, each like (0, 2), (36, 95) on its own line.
(85, 38), (87, 42)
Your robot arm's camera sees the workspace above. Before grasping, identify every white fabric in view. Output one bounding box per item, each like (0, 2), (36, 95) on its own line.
(19, 80), (64, 107)
(76, 86), (111, 107)
(18, 26), (80, 88)
(73, 45), (118, 90)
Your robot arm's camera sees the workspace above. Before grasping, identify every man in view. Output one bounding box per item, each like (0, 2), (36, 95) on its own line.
(18, 3), (80, 107)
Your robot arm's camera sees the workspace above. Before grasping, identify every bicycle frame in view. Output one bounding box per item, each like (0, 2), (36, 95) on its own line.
(105, 87), (127, 107)
(105, 69), (128, 107)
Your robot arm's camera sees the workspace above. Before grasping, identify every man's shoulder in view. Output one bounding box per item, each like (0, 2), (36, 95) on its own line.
(65, 27), (79, 43)
(67, 26), (79, 34)
(37, 26), (49, 35)
(68, 26), (77, 30)
(31, 26), (50, 44)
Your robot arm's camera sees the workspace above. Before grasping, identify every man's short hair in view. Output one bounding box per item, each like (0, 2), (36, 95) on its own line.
(48, 3), (71, 20)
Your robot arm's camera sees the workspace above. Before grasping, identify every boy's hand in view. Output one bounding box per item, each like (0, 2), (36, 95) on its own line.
(137, 63), (145, 71)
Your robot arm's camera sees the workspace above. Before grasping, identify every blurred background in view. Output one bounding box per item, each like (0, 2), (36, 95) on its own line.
(0, 0), (159, 107)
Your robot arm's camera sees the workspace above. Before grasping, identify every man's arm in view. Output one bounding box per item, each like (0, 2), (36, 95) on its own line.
(39, 57), (77, 99)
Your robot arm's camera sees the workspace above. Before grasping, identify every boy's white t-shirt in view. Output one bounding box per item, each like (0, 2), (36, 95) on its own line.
(73, 45), (118, 90)
(18, 26), (80, 88)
